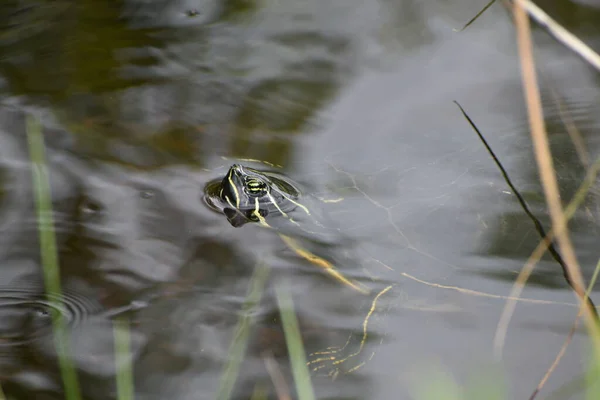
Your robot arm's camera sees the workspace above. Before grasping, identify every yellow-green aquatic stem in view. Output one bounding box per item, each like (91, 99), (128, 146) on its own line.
(275, 280), (315, 400)
(26, 115), (82, 400)
(114, 317), (135, 400)
(217, 260), (271, 400)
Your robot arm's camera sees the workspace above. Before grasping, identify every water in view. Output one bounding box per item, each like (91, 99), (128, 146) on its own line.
(0, 0), (599, 399)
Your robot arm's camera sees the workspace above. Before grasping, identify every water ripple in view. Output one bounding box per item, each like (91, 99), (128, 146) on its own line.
(0, 287), (103, 346)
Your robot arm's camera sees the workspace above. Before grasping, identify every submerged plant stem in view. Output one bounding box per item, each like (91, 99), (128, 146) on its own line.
(275, 281), (315, 400)
(217, 260), (271, 400)
(114, 317), (135, 400)
(26, 115), (81, 400)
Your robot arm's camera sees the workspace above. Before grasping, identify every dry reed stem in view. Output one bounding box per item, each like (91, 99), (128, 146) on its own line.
(519, 0), (600, 72)
(513, 0), (600, 349)
(529, 318), (580, 400)
(494, 0), (598, 359)
(529, 258), (600, 400)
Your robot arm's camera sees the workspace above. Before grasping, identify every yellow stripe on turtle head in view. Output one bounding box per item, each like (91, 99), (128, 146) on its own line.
(267, 192), (290, 219)
(226, 168), (240, 208)
(276, 189), (311, 217)
(252, 197), (271, 228)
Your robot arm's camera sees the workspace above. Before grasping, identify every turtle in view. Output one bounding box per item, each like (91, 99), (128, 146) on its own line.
(204, 163), (305, 229)
(203, 162), (395, 377)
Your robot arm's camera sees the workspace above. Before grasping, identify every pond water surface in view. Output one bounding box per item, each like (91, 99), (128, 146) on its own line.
(0, 0), (600, 399)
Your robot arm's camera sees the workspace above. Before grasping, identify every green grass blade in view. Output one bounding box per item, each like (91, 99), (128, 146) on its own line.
(585, 257), (600, 400)
(275, 280), (315, 400)
(586, 360), (600, 400)
(26, 115), (82, 400)
(216, 260), (271, 400)
(114, 316), (135, 400)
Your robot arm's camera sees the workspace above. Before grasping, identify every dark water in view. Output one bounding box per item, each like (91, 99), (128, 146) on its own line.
(0, 0), (599, 399)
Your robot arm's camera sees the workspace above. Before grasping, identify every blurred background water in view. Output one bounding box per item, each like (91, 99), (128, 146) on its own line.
(0, 0), (599, 399)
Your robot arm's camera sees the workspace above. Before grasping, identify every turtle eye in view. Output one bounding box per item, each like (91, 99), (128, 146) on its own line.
(244, 178), (268, 198)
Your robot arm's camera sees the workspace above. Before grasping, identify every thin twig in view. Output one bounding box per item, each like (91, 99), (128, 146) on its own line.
(454, 0), (497, 32)
(454, 101), (566, 270)
(370, 258), (576, 306)
(399, 271), (573, 306)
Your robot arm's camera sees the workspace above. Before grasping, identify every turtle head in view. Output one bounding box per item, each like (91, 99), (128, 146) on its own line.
(220, 164), (270, 227)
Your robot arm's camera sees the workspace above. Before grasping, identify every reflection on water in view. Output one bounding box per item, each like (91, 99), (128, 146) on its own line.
(0, 0), (599, 398)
